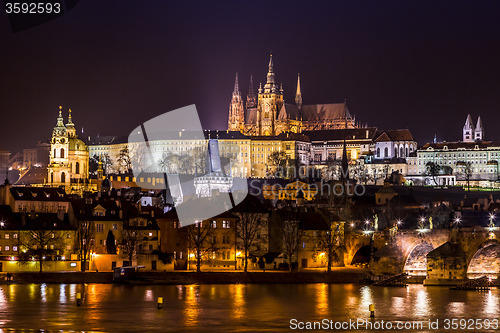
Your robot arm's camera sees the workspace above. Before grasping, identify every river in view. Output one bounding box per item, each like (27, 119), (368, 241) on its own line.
(0, 283), (498, 332)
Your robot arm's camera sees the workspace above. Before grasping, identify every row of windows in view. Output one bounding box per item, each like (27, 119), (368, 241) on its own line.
(0, 233), (18, 239)
(0, 245), (17, 251)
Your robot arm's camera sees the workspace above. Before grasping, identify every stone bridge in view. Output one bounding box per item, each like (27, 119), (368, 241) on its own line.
(344, 227), (500, 279)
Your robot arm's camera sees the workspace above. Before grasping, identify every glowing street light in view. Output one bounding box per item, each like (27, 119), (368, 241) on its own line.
(489, 213), (496, 228)
(396, 219), (402, 225)
(365, 220), (370, 225)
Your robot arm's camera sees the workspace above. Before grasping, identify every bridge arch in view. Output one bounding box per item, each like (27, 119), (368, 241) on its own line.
(467, 239), (500, 279)
(351, 245), (378, 265)
(403, 242), (435, 277)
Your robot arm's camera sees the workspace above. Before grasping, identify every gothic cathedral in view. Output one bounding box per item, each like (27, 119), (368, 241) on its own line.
(228, 55), (357, 136)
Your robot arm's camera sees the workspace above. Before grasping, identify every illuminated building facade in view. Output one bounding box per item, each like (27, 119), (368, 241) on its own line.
(229, 55), (357, 136)
(47, 107), (93, 194)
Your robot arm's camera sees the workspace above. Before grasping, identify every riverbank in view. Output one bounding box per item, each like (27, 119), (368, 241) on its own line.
(3, 269), (370, 285)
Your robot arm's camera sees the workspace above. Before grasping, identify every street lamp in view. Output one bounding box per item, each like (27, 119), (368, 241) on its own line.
(489, 213), (496, 228)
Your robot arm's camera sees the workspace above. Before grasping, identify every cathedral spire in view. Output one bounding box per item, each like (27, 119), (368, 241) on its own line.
(228, 73), (244, 131)
(246, 75), (257, 108)
(463, 114), (474, 142)
(233, 72), (240, 95)
(295, 73), (302, 109)
(475, 116), (484, 141)
(264, 53), (277, 93)
(268, 53), (274, 72)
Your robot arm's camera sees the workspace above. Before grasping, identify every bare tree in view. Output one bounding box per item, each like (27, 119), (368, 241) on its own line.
(77, 219), (94, 271)
(19, 227), (65, 273)
(233, 197), (267, 272)
(180, 221), (215, 272)
(277, 207), (303, 272)
(120, 227), (145, 265)
(425, 162), (441, 186)
(312, 219), (345, 272)
(117, 147), (132, 174)
(457, 161), (473, 191)
(269, 151), (291, 178)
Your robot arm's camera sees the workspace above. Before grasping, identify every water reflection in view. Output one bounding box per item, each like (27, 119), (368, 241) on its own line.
(359, 286), (373, 308)
(413, 288), (429, 317)
(391, 296), (405, 313)
(0, 283), (498, 332)
(447, 302), (464, 315)
(484, 290), (498, 315)
(230, 284), (246, 320)
(315, 284), (329, 317)
(145, 289), (153, 302)
(40, 283), (46, 303)
(183, 285), (200, 326)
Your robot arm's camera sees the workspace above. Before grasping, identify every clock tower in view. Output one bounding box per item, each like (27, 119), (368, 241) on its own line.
(47, 106), (90, 194)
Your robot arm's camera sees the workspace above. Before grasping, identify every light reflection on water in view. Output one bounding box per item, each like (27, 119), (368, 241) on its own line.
(0, 283), (498, 332)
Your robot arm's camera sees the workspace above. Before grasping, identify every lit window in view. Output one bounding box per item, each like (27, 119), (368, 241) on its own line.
(67, 245), (71, 250)
(13, 246), (17, 251)
(5, 246), (9, 251)
(4, 234), (9, 239)
(13, 234), (17, 239)
(148, 232), (153, 237)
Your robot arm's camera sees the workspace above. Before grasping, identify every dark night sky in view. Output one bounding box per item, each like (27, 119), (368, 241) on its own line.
(1, 1), (500, 153)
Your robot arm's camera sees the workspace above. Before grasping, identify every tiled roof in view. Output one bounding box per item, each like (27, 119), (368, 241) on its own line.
(10, 186), (66, 201)
(14, 167), (48, 186)
(85, 135), (128, 145)
(304, 127), (378, 142)
(375, 129), (414, 142)
(245, 108), (258, 125)
(278, 103), (351, 122)
(421, 141), (500, 150)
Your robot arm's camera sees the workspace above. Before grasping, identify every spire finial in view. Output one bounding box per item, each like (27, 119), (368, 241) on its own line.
(246, 74), (257, 108)
(233, 73), (240, 94)
(295, 73), (302, 109)
(55, 105), (64, 128)
(68, 108), (73, 124)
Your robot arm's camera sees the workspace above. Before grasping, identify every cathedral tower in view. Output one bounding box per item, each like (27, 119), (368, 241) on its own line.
(475, 116), (484, 141)
(246, 75), (257, 108)
(463, 114), (474, 142)
(228, 73), (245, 131)
(295, 73), (302, 110)
(257, 54), (283, 136)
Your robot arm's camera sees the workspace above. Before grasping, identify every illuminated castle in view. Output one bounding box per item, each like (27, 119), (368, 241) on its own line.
(228, 55), (357, 136)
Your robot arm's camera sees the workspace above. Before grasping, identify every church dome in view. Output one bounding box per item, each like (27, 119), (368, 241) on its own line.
(68, 137), (88, 152)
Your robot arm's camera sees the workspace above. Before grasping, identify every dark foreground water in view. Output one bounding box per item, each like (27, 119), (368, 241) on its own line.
(0, 283), (498, 332)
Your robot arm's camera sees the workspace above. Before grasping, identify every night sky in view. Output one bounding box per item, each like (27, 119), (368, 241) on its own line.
(1, 1), (500, 154)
